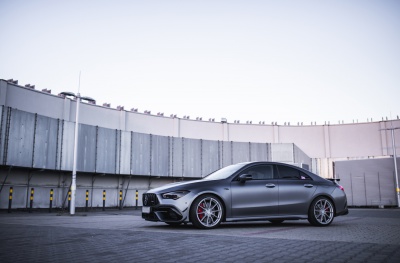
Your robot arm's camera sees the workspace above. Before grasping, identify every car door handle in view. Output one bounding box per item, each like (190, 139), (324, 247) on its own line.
(265, 184), (276, 188)
(304, 184), (314, 188)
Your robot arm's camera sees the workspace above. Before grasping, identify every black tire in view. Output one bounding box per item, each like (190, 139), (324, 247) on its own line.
(268, 219), (284, 224)
(190, 194), (224, 229)
(308, 196), (335, 226)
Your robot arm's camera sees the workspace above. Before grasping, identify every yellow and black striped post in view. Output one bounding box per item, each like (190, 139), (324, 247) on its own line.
(8, 187), (13, 213)
(135, 190), (138, 210)
(29, 188), (34, 213)
(85, 190), (89, 212)
(68, 189), (71, 211)
(49, 189), (53, 213)
(102, 190), (106, 211)
(119, 190), (123, 210)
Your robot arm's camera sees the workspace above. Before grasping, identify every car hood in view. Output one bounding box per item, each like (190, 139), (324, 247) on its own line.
(146, 179), (215, 193)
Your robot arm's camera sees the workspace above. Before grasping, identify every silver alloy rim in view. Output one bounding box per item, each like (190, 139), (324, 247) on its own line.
(196, 197), (223, 227)
(313, 199), (334, 225)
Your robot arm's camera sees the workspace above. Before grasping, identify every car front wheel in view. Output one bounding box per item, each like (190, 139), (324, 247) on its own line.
(308, 197), (335, 226)
(190, 195), (224, 229)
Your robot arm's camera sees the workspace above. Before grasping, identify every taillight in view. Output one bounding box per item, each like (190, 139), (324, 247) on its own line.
(337, 184), (344, 191)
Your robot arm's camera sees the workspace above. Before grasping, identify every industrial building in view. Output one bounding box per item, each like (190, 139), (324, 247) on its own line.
(0, 79), (399, 210)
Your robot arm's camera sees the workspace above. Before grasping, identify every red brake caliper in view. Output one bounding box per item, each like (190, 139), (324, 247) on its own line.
(198, 202), (205, 220)
(325, 203), (329, 213)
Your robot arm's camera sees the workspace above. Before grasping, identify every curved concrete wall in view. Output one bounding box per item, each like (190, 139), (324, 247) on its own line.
(2, 79), (398, 162)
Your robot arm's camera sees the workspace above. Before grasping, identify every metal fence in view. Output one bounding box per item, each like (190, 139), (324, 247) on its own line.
(0, 106), (311, 178)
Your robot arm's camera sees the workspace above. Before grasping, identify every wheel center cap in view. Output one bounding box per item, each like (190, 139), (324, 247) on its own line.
(205, 209), (212, 216)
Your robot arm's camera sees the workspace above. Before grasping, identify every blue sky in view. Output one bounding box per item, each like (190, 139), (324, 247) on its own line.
(1, 0), (399, 124)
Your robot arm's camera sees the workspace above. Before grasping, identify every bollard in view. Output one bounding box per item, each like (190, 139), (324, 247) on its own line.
(68, 189), (71, 212)
(29, 188), (34, 213)
(102, 190), (106, 211)
(135, 190), (138, 210)
(8, 187), (13, 213)
(85, 190), (89, 212)
(119, 190), (122, 210)
(49, 189), (53, 213)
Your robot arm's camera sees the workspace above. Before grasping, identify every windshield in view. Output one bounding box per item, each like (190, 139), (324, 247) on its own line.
(203, 163), (248, 180)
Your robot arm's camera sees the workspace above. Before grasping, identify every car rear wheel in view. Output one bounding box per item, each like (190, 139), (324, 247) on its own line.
(308, 197), (334, 226)
(190, 195), (224, 229)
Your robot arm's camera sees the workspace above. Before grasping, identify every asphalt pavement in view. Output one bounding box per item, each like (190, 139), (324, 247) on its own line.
(0, 208), (399, 263)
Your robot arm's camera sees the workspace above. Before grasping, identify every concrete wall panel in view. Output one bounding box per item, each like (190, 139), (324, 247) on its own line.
(250, 142), (269, 162)
(151, 135), (169, 177)
(3, 83), (64, 119)
(271, 143), (294, 163)
(60, 121), (74, 171)
(201, 139), (220, 177)
(221, 141), (232, 167)
(126, 113), (175, 137)
(183, 138), (201, 177)
(351, 174), (367, 206)
(119, 131), (131, 175)
(6, 109), (35, 167)
(179, 120), (224, 141)
(96, 127), (117, 174)
(293, 144), (312, 169)
(32, 116), (59, 170)
(279, 125), (325, 158)
(0, 106), (6, 164)
(335, 158), (398, 206)
(329, 123), (383, 158)
(77, 124), (97, 173)
(171, 137), (183, 177)
(229, 124), (275, 143)
(131, 133), (151, 176)
(232, 142), (250, 164)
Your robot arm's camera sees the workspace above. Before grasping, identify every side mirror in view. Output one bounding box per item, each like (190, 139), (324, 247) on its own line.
(239, 174), (252, 183)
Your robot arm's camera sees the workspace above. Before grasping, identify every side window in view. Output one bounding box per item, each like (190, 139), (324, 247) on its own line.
(277, 165), (312, 180)
(244, 165), (274, 180)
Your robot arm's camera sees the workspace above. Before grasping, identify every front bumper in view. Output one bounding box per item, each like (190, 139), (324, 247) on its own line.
(142, 205), (186, 223)
(142, 193), (189, 223)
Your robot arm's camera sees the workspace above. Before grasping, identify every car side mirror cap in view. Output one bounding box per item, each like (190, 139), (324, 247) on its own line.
(239, 174), (252, 183)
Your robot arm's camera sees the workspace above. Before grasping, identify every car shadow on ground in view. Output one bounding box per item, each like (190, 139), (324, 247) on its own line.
(146, 220), (314, 231)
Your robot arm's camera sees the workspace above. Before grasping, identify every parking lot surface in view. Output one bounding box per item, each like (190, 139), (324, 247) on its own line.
(0, 208), (400, 263)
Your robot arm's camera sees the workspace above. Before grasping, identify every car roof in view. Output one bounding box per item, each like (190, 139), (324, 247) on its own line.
(237, 161), (327, 182)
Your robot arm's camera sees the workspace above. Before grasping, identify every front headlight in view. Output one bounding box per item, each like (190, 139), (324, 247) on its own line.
(161, 190), (190, 200)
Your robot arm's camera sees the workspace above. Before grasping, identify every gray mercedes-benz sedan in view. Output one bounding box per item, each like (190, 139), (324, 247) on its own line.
(142, 162), (348, 229)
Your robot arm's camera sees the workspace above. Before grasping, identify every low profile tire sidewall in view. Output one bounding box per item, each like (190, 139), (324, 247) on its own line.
(308, 197), (335, 227)
(190, 194), (224, 229)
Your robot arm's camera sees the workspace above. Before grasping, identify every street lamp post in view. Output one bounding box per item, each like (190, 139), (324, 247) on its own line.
(60, 91), (95, 215)
(390, 128), (400, 208)
(382, 126), (400, 208)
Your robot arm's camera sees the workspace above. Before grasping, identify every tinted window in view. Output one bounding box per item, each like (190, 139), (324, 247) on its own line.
(277, 165), (311, 180)
(243, 165), (274, 180)
(204, 163), (248, 180)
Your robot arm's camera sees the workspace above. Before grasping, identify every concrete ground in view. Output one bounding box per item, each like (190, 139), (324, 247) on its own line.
(0, 208), (399, 263)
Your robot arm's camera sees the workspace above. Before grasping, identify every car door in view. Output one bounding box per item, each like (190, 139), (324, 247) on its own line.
(230, 164), (279, 218)
(276, 164), (317, 216)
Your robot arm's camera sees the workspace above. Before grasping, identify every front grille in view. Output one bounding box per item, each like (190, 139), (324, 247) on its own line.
(143, 193), (159, 206)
